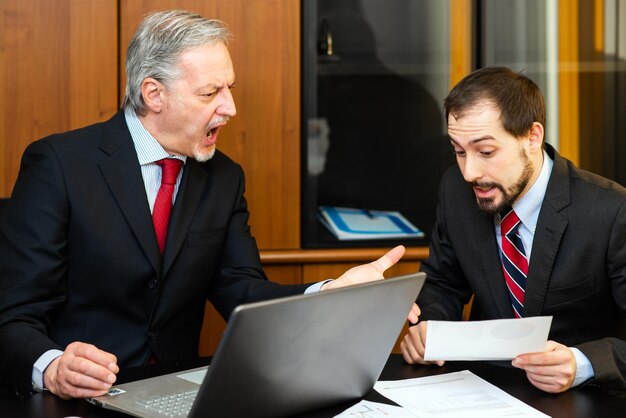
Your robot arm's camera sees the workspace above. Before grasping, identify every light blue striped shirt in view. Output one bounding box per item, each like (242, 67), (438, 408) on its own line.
(124, 107), (186, 212)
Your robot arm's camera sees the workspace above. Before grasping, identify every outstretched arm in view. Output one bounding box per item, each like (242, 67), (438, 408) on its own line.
(321, 245), (406, 291)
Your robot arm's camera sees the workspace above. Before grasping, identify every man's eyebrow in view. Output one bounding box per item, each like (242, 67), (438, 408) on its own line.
(449, 136), (496, 146)
(196, 81), (235, 93)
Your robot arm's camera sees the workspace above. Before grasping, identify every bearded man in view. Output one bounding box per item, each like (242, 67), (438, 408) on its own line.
(400, 66), (626, 395)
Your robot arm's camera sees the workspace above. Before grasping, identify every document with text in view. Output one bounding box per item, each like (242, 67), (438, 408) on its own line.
(334, 400), (416, 417)
(424, 316), (552, 361)
(374, 370), (550, 418)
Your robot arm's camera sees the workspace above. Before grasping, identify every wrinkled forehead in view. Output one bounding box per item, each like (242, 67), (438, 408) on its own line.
(174, 42), (235, 84)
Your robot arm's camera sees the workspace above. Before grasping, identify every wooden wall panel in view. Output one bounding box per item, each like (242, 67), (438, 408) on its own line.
(450, 0), (473, 87)
(0, 0), (118, 197)
(119, 0), (301, 251)
(558, 0), (580, 165)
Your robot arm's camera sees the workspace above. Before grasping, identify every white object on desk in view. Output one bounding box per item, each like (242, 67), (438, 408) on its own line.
(334, 400), (415, 417)
(375, 370), (550, 418)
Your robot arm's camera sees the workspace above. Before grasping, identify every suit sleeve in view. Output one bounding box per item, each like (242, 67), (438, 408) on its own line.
(576, 198), (626, 392)
(0, 140), (69, 397)
(417, 170), (474, 322)
(207, 164), (308, 320)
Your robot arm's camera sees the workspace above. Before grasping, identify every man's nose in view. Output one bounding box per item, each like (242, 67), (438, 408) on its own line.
(217, 87), (237, 117)
(461, 155), (482, 183)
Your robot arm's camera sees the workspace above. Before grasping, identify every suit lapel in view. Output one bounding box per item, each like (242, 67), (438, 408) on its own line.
(524, 145), (571, 316)
(97, 112), (162, 275)
(162, 159), (208, 276)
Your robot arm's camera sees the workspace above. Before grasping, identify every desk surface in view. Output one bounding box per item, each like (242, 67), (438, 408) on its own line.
(1, 355), (623, 417)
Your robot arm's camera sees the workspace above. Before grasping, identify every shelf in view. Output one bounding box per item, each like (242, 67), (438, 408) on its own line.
(259, 246), (429, 265)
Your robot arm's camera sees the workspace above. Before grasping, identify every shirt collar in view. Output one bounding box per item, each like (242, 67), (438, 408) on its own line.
(124, 107), (187, 166)
(511, 148), (553, 234)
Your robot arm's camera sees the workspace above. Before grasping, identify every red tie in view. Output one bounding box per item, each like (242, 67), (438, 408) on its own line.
(153, 158), (183, 254)
(500, 209), (528, 318)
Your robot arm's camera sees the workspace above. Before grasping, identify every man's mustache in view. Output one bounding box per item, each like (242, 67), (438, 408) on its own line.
(468, 181), (505, 193)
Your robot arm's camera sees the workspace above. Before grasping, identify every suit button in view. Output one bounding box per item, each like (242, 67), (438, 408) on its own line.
(148, 279), (159, 289)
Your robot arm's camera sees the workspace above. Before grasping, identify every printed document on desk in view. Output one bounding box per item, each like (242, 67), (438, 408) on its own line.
(374, 370), (550, 418)
(424, 316), (553, 361)
(319, 206), (424, 240)
(334, 400), (415, 417)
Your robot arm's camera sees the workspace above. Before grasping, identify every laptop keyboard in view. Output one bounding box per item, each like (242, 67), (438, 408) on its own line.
(135, 389), (198, 417)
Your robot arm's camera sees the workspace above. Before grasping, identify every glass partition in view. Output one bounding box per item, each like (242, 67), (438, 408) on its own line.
(301, 0), (455, 248)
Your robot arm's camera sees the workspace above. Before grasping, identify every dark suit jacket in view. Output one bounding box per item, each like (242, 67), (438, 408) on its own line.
(0, 111), (309, 396)
(417, 144), (626, 391)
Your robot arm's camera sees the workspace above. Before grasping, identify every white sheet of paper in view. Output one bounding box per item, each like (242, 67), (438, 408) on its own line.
(424, 316), (552, 361)
(333, 400), (415, 417)
(374, 370), (550, 418)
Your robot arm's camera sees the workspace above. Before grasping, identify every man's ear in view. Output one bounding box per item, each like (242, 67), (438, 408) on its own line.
(528, 122), (544, 154)
(141, 78), (164, 113)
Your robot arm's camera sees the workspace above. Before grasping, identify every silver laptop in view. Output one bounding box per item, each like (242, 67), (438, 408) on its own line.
(88, 273), (426, 418)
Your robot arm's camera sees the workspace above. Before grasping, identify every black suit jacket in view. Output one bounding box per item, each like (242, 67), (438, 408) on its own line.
(0, 111), (308, 396)
(417, 144), (626, 391)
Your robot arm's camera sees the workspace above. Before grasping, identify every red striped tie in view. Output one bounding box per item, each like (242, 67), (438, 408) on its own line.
(500, 209), (528, 318)
(153, 158), (183, 254)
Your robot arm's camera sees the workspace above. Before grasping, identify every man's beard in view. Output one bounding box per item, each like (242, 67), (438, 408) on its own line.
(469, 149), (534, 215)
(193, 143), (216, 162)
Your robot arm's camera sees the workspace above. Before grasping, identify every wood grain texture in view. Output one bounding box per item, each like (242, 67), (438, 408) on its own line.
(260, 246), (429, 264)
(558, 0), (580, 165)
(450, 0), (473, 87)
(0, 0), (118, 197)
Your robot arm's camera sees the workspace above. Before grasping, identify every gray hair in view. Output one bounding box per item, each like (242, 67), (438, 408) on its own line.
(122, 10), (231, 115)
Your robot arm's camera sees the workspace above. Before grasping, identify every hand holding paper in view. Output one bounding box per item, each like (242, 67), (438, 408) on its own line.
(401, 321), (445, 366)
(512, 340), (577, 393)
(423, 316), (553, 361)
